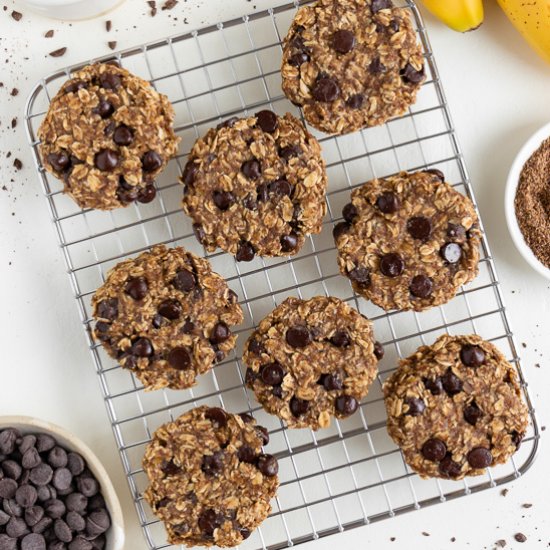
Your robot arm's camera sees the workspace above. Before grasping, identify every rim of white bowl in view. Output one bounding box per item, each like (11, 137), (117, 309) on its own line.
(504, 121), (550, 281)
(0, 416), (125, 550)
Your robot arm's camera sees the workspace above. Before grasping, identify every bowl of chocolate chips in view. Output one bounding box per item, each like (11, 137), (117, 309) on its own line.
(0, 416), (124, 550)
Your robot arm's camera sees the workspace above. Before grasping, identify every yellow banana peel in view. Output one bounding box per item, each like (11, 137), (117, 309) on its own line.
(420, 0), (484, 32)
(496, 0), (550, 64)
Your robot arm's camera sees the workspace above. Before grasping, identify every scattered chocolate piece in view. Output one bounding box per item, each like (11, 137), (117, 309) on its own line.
(108, 41), (117, 50)
(162, 0), (178, 9)
(495, 540), (506, 548)
(522, 503), (533, 508)
(11, 10), (22, 21)
(11, 118), (17, 129)
(49, 47), (67, 58)
(13, 159), (22, 170)
(11, 88), (19, 97)
(45, 30), (54, 38)
(106, 20), (112, 31)
(514, 533), (527, 543)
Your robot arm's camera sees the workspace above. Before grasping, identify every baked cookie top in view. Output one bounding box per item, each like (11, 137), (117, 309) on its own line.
(38, 63), (180, 210)
(383, 334), (529, 480)
(281, 0), (425, 135)
(181, 112), (327, 261)
(244, 296), (379, 430)
(92, 245), (243, 391)
(334, 170), (481, 312)
(143, 406), (279, 547)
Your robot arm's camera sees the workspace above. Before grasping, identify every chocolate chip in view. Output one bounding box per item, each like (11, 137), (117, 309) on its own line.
(161, 460), (180, 477)
(424, 377), (443, 395)
(376, 192), (400, 213)
(65, 493), (87, 513)
(47, 152), (70, 172)
(257, 454), (278, 477)
(289, 52), (309, 66)
(368, 57), (386, 74)
(346, 94), (364, 109)
(193, 224), (206, 245)
(464, 401), (483, 426)
(155, 299), (181, 321)
(371, 0), (393, 13)
(332, 222), (350, 240)
(172, 270), (195, 294)
(254, 426), (269, 447)
(167, 347), (191, 370)
(142, 150), (163, 172)
(404, 397), (425, 416)
(279, 145), (302, 161)
(409, 274), (433, 298)
(312, 77), (340, 102)
(22, 449), (41, 470)
(0, 480), (17, 499)
(256, 110), (278, 133)
(210, 322), (230, 344)
(341, 203), (358, 224)
(15, 485), (37, 508)
(467, 447), (492, 469)
(421, 438), (446, 462)
(380, 253), (405, 277)
(332, 29), (355, 54)
(440, 243), (462, 264)
(182, 161), (198, 188)
(44, 498), (65, 519)
(217, 117), (238, 130)
(94, 100), (114, 119)
(329, 331), (350, 348)
(124, 276), (148, 300)
(401, 63), (425, 84)
(24, 506), (44, 527)
(286, 326), (311, 348)
(514, 533), (527, 543)
(447, 223), (466, 242)
(198, 509), (222, 536)
(131, 338), (153, 357)
(243, 194), (257, 210)
(52, 468), (72, 491)
(335, 395), (358, 416)
(69, 537), (92, 550)
(245, 368), (256, 386)
(321, 373), (344, 391)
(65, 80), (86, 94)
(511, 431), (523, 449)
(280, 233), (298, 253)
(96, 298), (118, 321)
(136, 183), (157, 204)
(6, 517), (28, 538)
(441, 369), (463, 396)
(438, 454), (462, 478)
(31, 516), (52, 534)
(290, 397), (309, 417)
(235, 242), (255, 262)
(94, 149), (119, 171)
(48, 447), (68, 469)
(0, 535), (16, 550)
(201, 452), (224, 476)
(3, 499), (22, 519)
(202, 408), (227, 430)
(237, 445), (256, 464)
(260, 363), (284, 386)
(239, 413), (254, 424)
(241, 159), (261, 179)
(212, 190), (235, 211)
(425, 168), (445, 182)
(53, 518), (72, 543)
(2, 461), (21, 480)
(269, 179), (293, 197)
(348, 266), (370, 286)
(460, 345), (486, 367)
(374, 341), (384, 360)
(99, 72), (121, 90)
(407, 216), (432, 241)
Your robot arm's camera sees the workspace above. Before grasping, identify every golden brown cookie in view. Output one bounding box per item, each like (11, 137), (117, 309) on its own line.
(334, 170), (481, 311)
(244, 296), (380, 430)
(383, 334), (529, 480)
(143, 406), (279, 547)
(39, 63), (180, 210)
(91, 245), (243, 390)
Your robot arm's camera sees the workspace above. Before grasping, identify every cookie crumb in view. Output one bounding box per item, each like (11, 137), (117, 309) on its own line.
(49, 47), (67, 57)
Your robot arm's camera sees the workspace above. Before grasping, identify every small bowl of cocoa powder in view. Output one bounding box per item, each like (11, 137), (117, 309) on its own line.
(505, 121), (550, 280)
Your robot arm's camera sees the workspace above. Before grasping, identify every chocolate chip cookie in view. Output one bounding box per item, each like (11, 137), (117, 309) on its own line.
(38, 63), (180, 210)
(384, 334), (529, 479)
(243, 296), (380, 430)
(334, 170), (481, 311)
(281, 0), (426, 135)
(92, 245), (243, 390)
(181, 112), (327, 261)
(143, 406), (279, 547)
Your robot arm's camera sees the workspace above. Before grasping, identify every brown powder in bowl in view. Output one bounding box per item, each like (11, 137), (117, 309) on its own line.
(515, 136), (550, 268)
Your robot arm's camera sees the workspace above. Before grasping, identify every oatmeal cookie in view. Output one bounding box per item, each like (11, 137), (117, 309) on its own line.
(181, 112), (327, 261)
(244, 296), (380, 430)
(281, 0), (425, 135)
(384, 334), (529, 480)
(92, 245), (243, 390)
(334, 170), (481, 311)
(143, 406), (279, 547)
(38, 63), (180, 210)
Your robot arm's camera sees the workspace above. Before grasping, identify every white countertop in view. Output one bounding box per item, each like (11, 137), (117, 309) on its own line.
(1, 1), (549, 548)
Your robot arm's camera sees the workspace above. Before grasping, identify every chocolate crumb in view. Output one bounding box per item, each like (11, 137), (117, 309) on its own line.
(106, 20), (112, 31)
(49, 47), (67, 57)
(148, 0), (157, 16)
(521, 342), (527, 348)
(11, 118), (17, 129)
(496, 540), (506, 548)
(108, 41), (117, 50)
(501, 488), (509, 497)
(451, 537), (456, 543)
(514, 533), (527, 543)
(10, 88), (19, 96)
(422, 532), (430, 537)
(162, 0), (178, 9)
(11, 10), (22, 21)
(45, 29), (54, 38)
(390, 537), (396, 542)
(522, 503), (533, 508)
(13, 159), (22, 170)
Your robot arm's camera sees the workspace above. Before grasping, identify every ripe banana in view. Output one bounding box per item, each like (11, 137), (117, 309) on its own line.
(420, 0), (484, 33)
(496, 0), (550, 64)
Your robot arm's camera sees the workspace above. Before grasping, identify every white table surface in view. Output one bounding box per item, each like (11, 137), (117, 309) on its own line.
(1, 1), (549, 548)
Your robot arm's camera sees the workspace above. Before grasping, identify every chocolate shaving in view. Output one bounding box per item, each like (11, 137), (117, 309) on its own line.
(49, 47), (67, 57)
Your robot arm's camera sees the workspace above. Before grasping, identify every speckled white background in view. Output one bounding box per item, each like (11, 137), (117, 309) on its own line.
(1, 0), (549, 548)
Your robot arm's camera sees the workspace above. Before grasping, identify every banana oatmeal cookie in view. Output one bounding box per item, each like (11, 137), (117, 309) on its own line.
(384, 334), (529, 480)
(181, 111), (327, 261)
(281, 0), (425, 135)
(92, 245), (243, 390)
(39, 63), (180, 210)
(143, 406), (279, 547)
(334, 170), (481, 311)
(244, 296), (380, 430)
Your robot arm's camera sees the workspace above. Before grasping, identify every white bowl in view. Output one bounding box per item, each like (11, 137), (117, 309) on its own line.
(0, 416), (125, 550)
(15, 0), (126, 20)
(504, 121), (550, 280)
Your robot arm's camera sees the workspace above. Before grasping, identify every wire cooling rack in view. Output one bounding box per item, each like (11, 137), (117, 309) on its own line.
(25, 1), (539, 549)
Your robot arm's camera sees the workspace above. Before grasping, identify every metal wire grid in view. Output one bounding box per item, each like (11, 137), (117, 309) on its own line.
(24, 1), (539, 549)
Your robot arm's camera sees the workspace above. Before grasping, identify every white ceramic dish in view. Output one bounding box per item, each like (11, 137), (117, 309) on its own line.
(504, 121), (550, 280)
(0, 416), (125, 550)
(15, 0), (125, 20)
